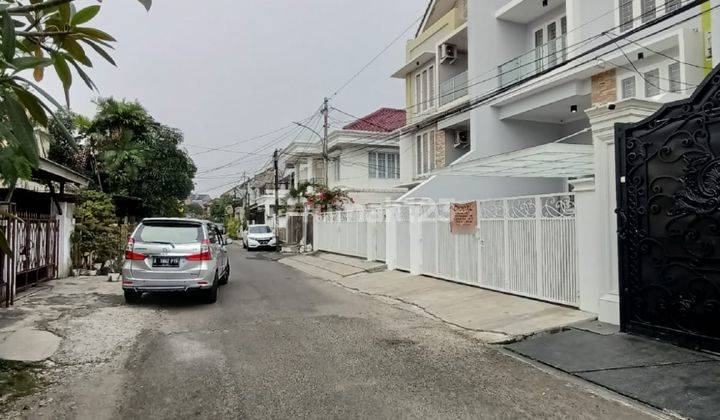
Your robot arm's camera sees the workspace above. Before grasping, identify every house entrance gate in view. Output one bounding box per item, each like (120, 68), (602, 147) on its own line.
(616, 66), (720, 351)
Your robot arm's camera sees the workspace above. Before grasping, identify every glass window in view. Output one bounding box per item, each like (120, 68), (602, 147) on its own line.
(415, 73), (422, 113)
(665, 0), (681, 13)
(428, 131), (435, 171)
(620, 0), (634, 32)
(248, 225), (272, 234)
(332, 158), (340, 181)
(641, 0), (656, 23)
(368, 152), (377, 178)
(621, 76), (636, 99)
(534, 29), (544, 72)
(428, 65), (435, 109)
(668, 62), (681, 93)
(416, 135), (423, 175)
(644, 68), (661, 97)
(422, 133), (429, 173)
(134, 223), (204, 244)
(207, 224), (218, 244)
(378, 153), (387, 178)
(388, 153), (396, 179)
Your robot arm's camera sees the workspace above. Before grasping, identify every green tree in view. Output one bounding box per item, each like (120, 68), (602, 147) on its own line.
(71, 188), (121, 270)
(85, 98), (196, 217)
(184, 202), (204, 219)
(224, 216), (239, 239)
(47, 109), (90, 173)
(209, 196), (234, 224)
(0, 0), (151, 256)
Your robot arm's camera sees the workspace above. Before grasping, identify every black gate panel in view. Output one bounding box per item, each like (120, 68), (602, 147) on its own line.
(616, 67), (720, 352)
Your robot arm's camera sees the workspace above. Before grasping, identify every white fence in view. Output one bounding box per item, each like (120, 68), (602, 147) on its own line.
(314, 193), (579, 307)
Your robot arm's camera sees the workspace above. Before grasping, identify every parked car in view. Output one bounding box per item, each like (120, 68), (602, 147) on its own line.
(122, 218), (232, 304)
(242, 224), (278, 250)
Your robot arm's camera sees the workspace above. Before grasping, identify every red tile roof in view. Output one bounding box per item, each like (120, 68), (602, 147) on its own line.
(343, 108), (406, 133)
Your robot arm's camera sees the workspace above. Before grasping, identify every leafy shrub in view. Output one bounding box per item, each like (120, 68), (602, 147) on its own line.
(71, 189), (123, 271)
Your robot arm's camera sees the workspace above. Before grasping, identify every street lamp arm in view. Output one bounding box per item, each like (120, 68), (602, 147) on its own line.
(293, 122), (323, 140)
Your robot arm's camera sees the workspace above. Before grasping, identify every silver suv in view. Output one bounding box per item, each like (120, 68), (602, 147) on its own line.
(122, 218), (231, 304)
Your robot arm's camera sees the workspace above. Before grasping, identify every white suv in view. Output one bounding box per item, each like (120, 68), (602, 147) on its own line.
(242, 224), (278, 250)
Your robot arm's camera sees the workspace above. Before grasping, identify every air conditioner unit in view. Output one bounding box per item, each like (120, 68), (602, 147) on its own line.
(454, 131), (469, 149)
(440, 43), (457, 64)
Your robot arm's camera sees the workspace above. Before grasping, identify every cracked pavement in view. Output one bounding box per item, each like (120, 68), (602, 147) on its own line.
(0, 246), (659, 419)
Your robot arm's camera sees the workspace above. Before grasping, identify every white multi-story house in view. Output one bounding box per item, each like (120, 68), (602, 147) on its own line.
(392, 0), (569, 201)
(382, 0), (714, 324)
(282, 108), (409, 207)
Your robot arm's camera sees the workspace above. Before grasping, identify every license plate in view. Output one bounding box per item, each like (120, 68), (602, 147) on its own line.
(153, 257), (180, 267)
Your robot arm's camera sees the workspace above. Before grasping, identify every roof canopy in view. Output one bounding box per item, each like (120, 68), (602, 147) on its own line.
(440, 143), (594, 178)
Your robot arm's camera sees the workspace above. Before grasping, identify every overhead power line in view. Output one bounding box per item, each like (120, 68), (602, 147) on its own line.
(330, 14), (424, 99)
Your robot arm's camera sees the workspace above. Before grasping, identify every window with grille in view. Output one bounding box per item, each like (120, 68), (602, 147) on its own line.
(641, 0), (656, 23)
(644, 68), (661, 97)
(368, 152), (399, 179)
(668, 62), (681, 93)
(621, 76), (636, 99)
(619, 0), (634, 32)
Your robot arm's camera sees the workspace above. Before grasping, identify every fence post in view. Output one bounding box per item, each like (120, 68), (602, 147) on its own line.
(535, 195), (544, 297)
(302, 206), (309, 247)
(366, 207), (376, 262)
(385, 204), (400, 271)
(312, 212), (319, 252)
(503, 199), (510, 290)
(409, 203), (423, 276)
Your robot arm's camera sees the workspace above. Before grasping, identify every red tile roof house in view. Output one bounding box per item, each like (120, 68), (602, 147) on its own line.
(280, 107), (410, 208)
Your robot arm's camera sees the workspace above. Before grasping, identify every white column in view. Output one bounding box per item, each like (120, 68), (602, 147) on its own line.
(713, 0), (720, 66)
(385, 204), (400, 271)
(585, 99), (661, 324)
(571, 178), (602, 314)
(56, 202), (75, 278)
(301, 205), (309, 247)
(408, 204), (423, 275)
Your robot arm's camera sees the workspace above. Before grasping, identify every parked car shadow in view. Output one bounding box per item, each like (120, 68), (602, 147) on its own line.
(128, 288), (227, 308)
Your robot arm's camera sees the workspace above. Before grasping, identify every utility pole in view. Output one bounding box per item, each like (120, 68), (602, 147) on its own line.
(273, 149), (280, 234)
(322, 97), (329, 186)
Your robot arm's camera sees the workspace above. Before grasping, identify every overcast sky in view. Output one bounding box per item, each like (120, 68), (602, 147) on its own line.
(40, 0), (428, 196)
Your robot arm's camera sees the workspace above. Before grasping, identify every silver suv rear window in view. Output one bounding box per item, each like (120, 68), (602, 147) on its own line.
(134, 223), (204, 244)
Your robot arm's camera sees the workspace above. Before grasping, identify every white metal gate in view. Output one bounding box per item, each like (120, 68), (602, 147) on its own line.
(314, 193), (578, 306)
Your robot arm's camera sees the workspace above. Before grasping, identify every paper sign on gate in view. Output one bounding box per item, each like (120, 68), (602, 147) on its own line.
(450, 202), (477, 235)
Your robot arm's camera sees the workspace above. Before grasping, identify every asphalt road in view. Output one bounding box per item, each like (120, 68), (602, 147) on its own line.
(15, 245), (652, 419)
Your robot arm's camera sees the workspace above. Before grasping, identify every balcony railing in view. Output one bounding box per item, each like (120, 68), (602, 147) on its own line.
(439, 71), (469, 106)
(498, 34), (567, 88)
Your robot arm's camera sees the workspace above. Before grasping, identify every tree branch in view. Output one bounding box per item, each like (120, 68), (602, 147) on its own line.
(6, 0), (74, 15)
(17, 30), (71, 37)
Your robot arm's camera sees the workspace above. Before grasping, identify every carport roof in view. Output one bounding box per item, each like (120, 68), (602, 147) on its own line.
(438, 143), (594, 178)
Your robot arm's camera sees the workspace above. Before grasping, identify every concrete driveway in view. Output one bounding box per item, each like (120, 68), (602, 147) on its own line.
(0, 245), (658, 419)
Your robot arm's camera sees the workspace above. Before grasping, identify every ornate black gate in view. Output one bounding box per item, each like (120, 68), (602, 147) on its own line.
(616, 67), (720, 352)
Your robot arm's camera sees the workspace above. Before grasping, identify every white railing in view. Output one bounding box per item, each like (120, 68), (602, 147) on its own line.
(314, 193), (579, 307)
(439, 71), (468, 106)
